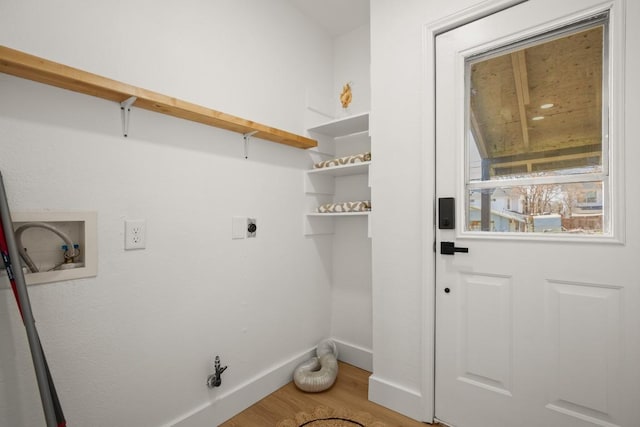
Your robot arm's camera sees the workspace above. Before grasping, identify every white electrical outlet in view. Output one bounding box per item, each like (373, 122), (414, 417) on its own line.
(125, 220), (146, 250)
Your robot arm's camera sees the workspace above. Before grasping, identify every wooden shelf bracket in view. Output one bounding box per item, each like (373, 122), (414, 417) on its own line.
(120, 96), (137, 137)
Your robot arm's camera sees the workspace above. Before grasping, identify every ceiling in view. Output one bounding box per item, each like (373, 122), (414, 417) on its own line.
(470, 25), (604, 177)
(288, 0), (369, 37)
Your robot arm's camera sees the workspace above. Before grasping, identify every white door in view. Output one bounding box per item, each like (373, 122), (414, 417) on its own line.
(434, 1), (639, 426)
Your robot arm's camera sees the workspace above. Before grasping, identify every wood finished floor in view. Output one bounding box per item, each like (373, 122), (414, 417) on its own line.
(220, 361), (434, 426)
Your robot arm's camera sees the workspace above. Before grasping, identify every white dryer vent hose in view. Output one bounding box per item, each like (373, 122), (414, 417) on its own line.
(293, 339), (339, 392)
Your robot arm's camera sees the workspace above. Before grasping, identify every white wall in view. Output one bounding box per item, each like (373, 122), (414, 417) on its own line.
(333, 25), (371, 118)
(369, 0), (485, 418)
(0, 1), (335, 426)
(328, 24), (373, 370)
(330, 169), (372, 369)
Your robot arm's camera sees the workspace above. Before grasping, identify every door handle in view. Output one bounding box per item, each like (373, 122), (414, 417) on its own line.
(440, 241), (469, 255)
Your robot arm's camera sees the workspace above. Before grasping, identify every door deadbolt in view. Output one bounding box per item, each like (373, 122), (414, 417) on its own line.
(438, 197), (455, 229)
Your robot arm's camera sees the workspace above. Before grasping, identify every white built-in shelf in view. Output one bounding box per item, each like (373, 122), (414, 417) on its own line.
(304, 112), (371, 236)
(306, 212), (370, 217)
(307, 112), (369, 137)
(307, 161), (370, 177)
(304, 211), (372, 236)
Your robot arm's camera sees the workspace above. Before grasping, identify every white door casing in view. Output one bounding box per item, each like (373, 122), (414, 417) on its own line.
(434, 1), (639, 427)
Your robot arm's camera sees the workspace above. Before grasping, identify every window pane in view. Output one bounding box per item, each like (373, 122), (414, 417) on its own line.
(466, 181), (605, 234)
(464, 16), (609, 237)
(467, 23), (605, 181)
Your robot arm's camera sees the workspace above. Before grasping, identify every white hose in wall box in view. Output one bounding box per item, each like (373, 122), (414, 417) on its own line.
(293, 339), (339, 392)
(14, 222), (79, 273)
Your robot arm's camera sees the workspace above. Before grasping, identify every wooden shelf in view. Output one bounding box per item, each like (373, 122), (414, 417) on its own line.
(307, 161), (370, 177)
(307, 112), (369, 137)
(0, 45), (317, 149)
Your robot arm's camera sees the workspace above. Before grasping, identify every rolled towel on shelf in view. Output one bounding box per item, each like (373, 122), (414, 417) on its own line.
(316, 200), (371, 213)
(313, 152), (371, 169)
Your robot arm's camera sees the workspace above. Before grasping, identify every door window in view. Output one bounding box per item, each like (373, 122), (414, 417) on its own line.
(465, 15), (609, 235)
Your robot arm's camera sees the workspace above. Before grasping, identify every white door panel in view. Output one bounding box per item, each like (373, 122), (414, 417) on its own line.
(434, 1), (639, 426)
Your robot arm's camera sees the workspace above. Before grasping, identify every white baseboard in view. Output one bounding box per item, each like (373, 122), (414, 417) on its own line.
(332, 338), (373, 372)
(170, 339), (375, 427)
(368, 374), (424, 422)
(170, 348), (315, 427)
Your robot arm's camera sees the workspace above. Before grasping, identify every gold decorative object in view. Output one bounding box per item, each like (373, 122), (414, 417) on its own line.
(340, 83), (352, 109)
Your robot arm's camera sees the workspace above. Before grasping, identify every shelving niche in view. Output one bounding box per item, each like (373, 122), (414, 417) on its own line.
(304, 112), (371, 236)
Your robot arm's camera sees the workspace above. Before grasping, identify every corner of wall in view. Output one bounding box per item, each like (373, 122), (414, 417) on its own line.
(170, 348), (315, 427)
(171, 337), (372, 427)
(368, 375), (425, 422)
(333, 338), (373, 372)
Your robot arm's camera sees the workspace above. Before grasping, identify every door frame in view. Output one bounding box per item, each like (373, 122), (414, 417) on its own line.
(421, 1), (528, 421)
(423, 0), (628, 423)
